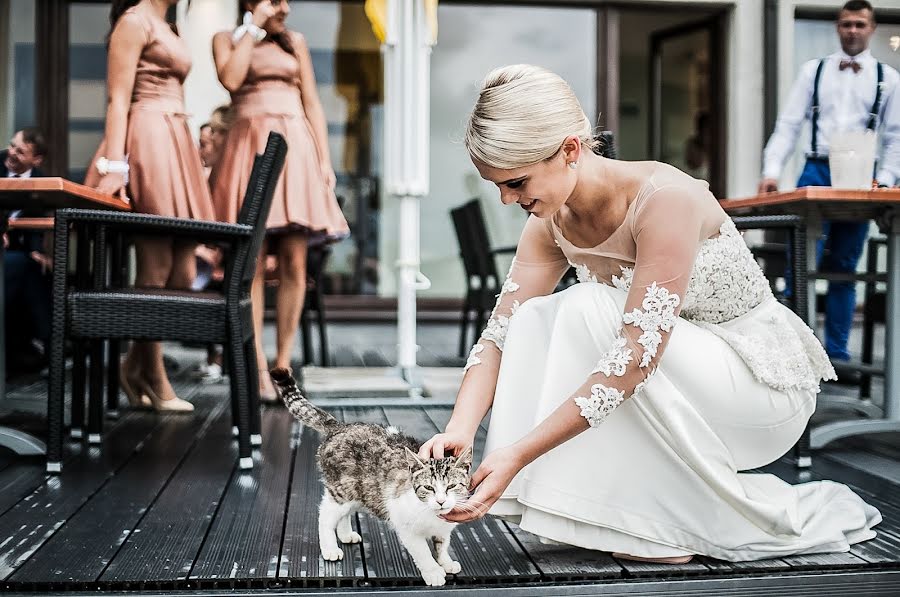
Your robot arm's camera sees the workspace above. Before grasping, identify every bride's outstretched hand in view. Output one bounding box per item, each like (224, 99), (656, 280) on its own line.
(441, 445), (524, 523)
(418, 429), (474, 460)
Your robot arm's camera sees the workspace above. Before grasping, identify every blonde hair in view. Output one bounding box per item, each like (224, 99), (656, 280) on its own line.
(209, 104), (234, 134)
(465, 64), (598, 170)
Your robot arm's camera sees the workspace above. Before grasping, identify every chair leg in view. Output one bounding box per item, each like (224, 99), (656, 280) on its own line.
(300, 303), (313, 366)
(315, 290), (330, 367)
(70, 340), (87, 440)
(245, 339), (262, 442)
(231, 332), (254, 469)
(793, 423), (812, 469)
(458, 295), (473, 358)
(224, 344), (241, 439)
(106, 340), (121, 418)
(87, 340), (105, 445)
(47, 316), (68, 474)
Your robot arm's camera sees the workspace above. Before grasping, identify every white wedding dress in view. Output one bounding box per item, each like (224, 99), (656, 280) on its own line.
(463, 163), (881, 561)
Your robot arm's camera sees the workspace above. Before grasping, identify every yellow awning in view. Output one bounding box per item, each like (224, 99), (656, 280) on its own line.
(364, 0), (438, 44)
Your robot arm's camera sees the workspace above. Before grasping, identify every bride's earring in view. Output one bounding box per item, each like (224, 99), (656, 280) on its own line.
(568, 161), (578, 170)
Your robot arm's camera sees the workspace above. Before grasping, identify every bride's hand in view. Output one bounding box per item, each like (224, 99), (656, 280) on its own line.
(441, 445), (524, 523)
(418, 428), (474, 460)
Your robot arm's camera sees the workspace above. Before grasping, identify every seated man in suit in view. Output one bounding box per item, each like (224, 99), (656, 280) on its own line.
(2, 128), (51, 376)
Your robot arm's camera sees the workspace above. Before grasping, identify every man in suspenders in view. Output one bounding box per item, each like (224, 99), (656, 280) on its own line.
(759, 0), (900, 375)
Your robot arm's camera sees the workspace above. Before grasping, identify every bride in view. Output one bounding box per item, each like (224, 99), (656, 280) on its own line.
(419, 64), (880, 563)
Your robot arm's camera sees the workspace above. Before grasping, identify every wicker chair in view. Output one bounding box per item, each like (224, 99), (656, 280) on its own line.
(46, 132), (287, 473)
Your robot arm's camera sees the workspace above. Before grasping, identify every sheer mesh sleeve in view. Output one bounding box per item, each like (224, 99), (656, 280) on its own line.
(572, 186), (705, 427)
(464, 216), (570, 377)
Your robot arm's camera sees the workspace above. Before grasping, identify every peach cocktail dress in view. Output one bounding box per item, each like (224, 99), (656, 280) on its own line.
(211, 35), (349, 242)
(86, 7), (213, 221)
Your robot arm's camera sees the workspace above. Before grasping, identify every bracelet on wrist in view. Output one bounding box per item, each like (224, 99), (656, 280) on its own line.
(96, 156), (130, 184)
(233, 11), (267, 43)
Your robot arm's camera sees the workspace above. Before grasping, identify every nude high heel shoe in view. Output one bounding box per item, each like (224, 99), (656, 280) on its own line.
(137, 379), (194, 414)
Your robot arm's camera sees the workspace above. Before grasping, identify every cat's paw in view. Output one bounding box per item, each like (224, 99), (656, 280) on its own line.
(321, 546), (345, 561)
(440, 559), (461, 574)
(339, 531), (362, 544)
(421, 567), (447, 587)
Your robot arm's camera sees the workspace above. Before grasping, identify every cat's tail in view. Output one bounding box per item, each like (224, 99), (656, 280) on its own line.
(269, 367), (339, 433)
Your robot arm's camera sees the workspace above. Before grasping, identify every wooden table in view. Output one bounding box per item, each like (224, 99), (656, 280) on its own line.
(0, 178), (129, 457)
(723, 187), (900, 451)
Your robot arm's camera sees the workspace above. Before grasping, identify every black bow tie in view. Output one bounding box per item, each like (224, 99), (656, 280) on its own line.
(840, 59), (862, 73)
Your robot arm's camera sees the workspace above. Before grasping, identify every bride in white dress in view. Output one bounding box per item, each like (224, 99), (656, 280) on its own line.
(419, 64), (881, 563)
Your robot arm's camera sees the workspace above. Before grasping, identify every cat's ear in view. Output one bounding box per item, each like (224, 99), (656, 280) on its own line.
(405, 447), (427, 469)
(454, 445), (473, 471)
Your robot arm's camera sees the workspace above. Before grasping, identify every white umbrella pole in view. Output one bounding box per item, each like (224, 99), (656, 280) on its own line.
(386, 0), (431, 395)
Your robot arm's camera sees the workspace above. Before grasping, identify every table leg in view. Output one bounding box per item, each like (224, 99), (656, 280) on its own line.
(0, 239), (47, 456)
(811, 212), (900, 449)
(805, 212), (822, 330)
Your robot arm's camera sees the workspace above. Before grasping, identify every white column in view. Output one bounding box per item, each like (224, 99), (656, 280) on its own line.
(177, 0), (232, 135)
(385, 0), (432, 394)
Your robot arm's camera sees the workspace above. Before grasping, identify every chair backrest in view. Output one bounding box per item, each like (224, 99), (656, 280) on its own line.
(451, 199), (502, 288)
(227, 132), (288, 296)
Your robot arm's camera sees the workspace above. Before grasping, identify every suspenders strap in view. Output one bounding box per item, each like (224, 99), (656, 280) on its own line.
(810, 58), (884, 157)
(810, 59), (826, 156)
(868, 61), (884, 130)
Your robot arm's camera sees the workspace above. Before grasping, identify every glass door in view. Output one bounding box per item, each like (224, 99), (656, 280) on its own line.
(650, 17), (725, 196)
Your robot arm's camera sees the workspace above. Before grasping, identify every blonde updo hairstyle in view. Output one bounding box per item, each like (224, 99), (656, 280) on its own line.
(465, 64), (598, 170)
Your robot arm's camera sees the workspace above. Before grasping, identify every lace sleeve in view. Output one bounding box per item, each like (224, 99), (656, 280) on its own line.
(572, 186), (705, 427)
(464, 216), (570, 375)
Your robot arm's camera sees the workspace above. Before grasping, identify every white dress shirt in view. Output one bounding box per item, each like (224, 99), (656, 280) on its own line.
(762, 49), (900, 185)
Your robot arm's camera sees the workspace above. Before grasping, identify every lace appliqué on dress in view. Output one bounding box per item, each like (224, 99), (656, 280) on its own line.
(575, 383), (626, 427)
(622, 283), (680, 367)
(464, 343), (484, 372)
(632, 367), (658, 398)
(480, 272), (521, 353)
(611, 266), (634, 293)
(571, 262), (598, 283)
(591, 333), (633, 376)
(682, 219), (771, 324)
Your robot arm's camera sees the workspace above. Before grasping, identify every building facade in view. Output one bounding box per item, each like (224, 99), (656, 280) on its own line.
(2, 0), (899, 299)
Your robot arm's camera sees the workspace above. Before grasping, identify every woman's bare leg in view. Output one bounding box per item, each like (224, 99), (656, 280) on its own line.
(126, 236), (178, 401)
(274, 233), (308, 370)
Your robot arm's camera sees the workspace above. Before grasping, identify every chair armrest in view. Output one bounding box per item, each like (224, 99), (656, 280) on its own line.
(731, 214), (803, 231)
(491, 245), (518, 255)
(55, 208), (253, 243)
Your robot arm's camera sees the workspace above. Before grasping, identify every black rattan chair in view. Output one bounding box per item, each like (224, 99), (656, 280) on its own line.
(732, 214), (811, 468)
(46, 132), (287, 473)
(450, 199), (517, 358)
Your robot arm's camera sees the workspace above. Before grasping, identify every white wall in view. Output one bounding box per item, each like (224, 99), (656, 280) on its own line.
(178, 0), (233, 135)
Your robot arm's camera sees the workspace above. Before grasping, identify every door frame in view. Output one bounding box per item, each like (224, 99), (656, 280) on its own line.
(649, 13), (727, 198)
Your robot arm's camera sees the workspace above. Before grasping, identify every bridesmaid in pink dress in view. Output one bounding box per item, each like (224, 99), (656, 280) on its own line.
(212, 0), (349, 401)
(86, 0), (215, 413)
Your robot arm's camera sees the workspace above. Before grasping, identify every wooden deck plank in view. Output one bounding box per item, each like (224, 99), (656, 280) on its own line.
(279, 425), (364, 585)
(10, 400), (222, 583)
(508, 523), (622, 579)
(356, 513), (421, 584)
(0, 412), (161, 580)
(381, 406), (439, 442)
(341, 406), (388, 426)
(0, 460), (49, 517)
(189, 408), (294, 582)
(99, 402), (235, 583)
(450, 517), (540, 582)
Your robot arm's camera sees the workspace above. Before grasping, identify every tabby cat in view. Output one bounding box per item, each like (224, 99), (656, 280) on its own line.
(270, 368), (473, 587)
